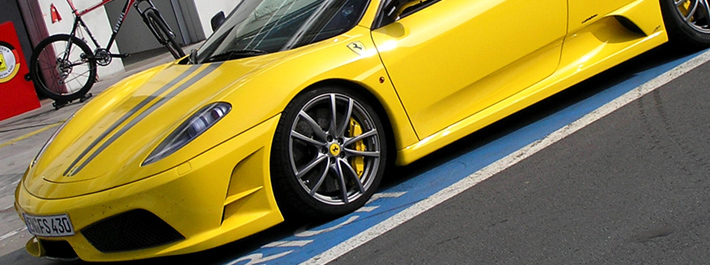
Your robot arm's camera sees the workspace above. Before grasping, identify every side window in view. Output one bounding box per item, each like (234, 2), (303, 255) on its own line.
(374, 0), (438, 28)
(398, 0), (436, 19)
(311, 0), (370, 42)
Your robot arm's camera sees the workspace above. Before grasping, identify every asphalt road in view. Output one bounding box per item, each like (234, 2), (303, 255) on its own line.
(1, 44), (709, 264)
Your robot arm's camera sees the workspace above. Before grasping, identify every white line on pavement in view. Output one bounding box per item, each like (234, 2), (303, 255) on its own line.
(263, 240), (314, 248)
(0, 227), (26, 242)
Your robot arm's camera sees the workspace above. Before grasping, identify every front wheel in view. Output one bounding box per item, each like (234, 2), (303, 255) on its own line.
(30, 34), (97, 102)
(661, 0), (710, 47)
(271, 87), (388, 220)
(144, 9), (185, 59)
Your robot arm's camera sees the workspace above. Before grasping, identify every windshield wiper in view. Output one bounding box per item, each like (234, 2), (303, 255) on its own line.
(203, 49), (267, 63)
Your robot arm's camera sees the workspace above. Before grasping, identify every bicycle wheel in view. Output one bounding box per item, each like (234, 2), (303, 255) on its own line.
(30, 34), (97, 102)
(144, 9), (185, 59)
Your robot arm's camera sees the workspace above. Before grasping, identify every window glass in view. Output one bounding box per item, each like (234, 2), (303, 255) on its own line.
(196, 0), (369, 63)
(375, 0), (438, 28)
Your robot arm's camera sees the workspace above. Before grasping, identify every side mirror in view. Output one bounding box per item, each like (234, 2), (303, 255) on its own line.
(211, 11), (226, 31)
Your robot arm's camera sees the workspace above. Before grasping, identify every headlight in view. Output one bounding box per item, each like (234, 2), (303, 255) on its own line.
(142, 102), (231, 166)
(32, 116), (72, 168)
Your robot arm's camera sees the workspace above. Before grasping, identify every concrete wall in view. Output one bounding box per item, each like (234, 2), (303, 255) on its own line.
(172, 0), (206, 45)
(0, 0), (34, 64)
(104, 0), (185, 55)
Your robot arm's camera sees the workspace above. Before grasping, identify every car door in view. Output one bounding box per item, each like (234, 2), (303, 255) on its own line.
(371, 0), (567, 138)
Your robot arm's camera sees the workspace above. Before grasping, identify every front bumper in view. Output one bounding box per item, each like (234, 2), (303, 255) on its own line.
(15, 115), (284, 262)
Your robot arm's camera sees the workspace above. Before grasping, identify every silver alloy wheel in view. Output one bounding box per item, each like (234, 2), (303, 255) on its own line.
(288, 93), (381, 206)
(675, 0), (710, 33)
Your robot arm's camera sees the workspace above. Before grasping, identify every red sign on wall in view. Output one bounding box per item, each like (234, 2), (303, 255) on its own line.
(0, 22), (40, 121)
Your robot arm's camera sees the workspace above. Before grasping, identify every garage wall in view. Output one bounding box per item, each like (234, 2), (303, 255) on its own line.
(170, 0), (205, 45)
(0, 0), (34, 64)
(105, 0), (185, 55)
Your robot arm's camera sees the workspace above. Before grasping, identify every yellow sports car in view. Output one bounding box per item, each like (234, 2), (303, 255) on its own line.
(14, 0), (710, 261)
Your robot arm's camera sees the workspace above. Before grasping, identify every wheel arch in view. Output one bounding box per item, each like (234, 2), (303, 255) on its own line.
(295, 78), (399, 169)
(269, 78), (398, 219)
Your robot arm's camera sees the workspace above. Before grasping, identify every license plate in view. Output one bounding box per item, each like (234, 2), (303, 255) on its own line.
(23, 214), (75, 237)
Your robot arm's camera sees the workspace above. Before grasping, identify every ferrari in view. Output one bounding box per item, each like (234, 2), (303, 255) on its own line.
(14, 0), (710, 261)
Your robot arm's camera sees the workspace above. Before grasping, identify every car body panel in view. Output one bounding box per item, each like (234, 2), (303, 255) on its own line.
(14, 0), (679, 261)
(395, 0), (668, 164)
(24, 25), (418, 200)
(372, 0), (567, 138)
(17, 115), (284, 261)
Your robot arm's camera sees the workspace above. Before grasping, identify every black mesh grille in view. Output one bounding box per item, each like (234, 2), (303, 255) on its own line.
(41, 240), (78, 260)
(81, 209), (184, 253)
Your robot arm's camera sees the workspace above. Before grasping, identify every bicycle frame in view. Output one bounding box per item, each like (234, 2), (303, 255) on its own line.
(32, 0), (182, 105)
(66, 0), (137, 52)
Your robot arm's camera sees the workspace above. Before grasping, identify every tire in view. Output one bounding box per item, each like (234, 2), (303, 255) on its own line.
(144, 9), (185, 59)
(271, 87), (388, 220)
(660, 0), (710, 47)
(164, 34), (185, 59)
(30, 34), (97, 102)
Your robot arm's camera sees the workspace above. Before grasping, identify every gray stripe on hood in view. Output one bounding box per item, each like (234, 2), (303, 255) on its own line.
(66, 63), (222, 176)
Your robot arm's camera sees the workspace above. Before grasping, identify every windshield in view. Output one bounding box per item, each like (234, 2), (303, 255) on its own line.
(195, 0), (370, 63)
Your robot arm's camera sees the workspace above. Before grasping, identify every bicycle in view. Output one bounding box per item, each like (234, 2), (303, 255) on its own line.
(30, 0), (186, 108)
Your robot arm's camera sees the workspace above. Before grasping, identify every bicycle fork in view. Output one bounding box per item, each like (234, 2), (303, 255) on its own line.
(135, 0), (178, 46)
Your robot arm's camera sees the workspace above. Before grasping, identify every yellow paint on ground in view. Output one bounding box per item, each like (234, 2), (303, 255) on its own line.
(0, 122), (64, 149)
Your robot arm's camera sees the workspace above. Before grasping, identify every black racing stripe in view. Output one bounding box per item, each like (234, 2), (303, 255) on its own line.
(63, 65), (201, 177)
(67, 63), (223, 176)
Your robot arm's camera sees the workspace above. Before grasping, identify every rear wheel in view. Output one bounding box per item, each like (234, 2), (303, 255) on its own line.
(30, 34), (97, 102)
(271, 87), (387, 220)
(661, 0), (710, 46)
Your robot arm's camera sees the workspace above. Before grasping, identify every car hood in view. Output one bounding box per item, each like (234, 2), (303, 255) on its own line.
(24, 57), (280, 199)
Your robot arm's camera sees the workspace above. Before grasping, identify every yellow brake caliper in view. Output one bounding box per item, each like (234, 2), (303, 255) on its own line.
(680, 1), (692, 21)
(348, 118), (366, 178)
